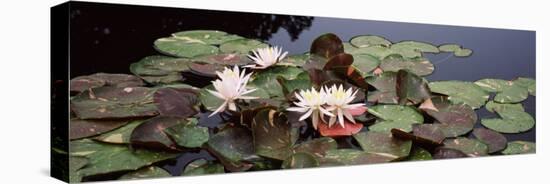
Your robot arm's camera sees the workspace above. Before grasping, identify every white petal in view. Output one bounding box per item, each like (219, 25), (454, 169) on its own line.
(299, 109), (314, 121)
(287, 107), (308, 113)
(208, 101), (228, 117)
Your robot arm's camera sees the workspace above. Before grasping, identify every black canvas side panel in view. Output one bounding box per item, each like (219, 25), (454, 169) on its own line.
(51, 2), (70, 183)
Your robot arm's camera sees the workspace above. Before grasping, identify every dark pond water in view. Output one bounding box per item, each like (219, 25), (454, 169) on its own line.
(67, 1), (535, 177)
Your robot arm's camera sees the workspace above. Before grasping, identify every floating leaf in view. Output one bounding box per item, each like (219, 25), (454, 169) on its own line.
(367, 105), (423, 133)
(407, 147), (432, 161)
(352, 54), (380, 77)
(198, 85), (225, 112)
(350, 35), (392, 47)
(472, 128), (507, 153)
(353, 132), (412, 158)
(514, 77), (535, 96)
(69, 156), (88, 183)
(481, 107), (535, 133)
(391, 124), (445, 149)
(94, 120), (145, 144)
(252, 109), (297, 160)
(438, 44), (461, 52)
(390, 41), (439, 58)
(396, 69), (431, 105)
(474, 78), (510, 92)
(139, 72), (183, 84)
(71, 87), (158, 119)
(454, 48), (473, 57)
(366, 72), (398, 104)
(188, 62), (226, 78)
(282, 152), (320, 169)
(130, 116), (190, 150)
(164, 121), (209, 148)
(292, 137), (338, 158)
(154, 88), (199, 118)
(432, 147), (468, 159)
(322, 149), (395, 165)
(429, 81), (489, 109)
(130, 56), (191, 76)
(494, 82), (529, 103)
(70, 139), (177, 177)
(119, 166), (171, 180)
(278, 53), (309, 66)
(380, 56), (434, 76)
(206, 126), (256, 172)
(154, 37), (219, 58)
(318, 120), (363, 137)
(485, 101), (524, 113)
(172, 30), (243, 45)
(70, 119), (128, 140)
(250, 66), (303, 97)
(192, 53), (250, 66)
(70, 73), (144, 93)
(357, 45), (397, 59)
(182, 159), (225, 176)
(443, 138), (488, 156)
(424, 96), (477, 137)
(277, 71), (312, 96)
(501, 141), (535, 155)
(220, 39), (269, 54)
(310, 33), (344, 59)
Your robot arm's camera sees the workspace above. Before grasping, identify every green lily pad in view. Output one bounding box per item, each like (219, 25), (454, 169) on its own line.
(396, 69), (431, 104)
(130, 116), (190, 150)
(350, 35), (392, 47)
(154, 37), (219, 58)
(424, 96), (477, 137)
(432, 147), (468, 159)
(70, 73), (144, 93)
(192, 53), (251, 66)
(252, 109), (297, 160)
(292, 137), (338, 158)
(367, 105), (423, 133)
(154, 88), (199, 118)
(501, 141), (535, 155)
(69, 156), (88, 183)
(390, 41), (439, 58)
(130, 55), (191, 76)
(443, 138), (488, 156)
(139, 72), (183, 84)
(429, 81), (489, 109)
(407, 147), (432, 161)
(358, 45), (397, 59)
(94, 120), (145, 144)
(182, 159), (225, 176)
(353, 132), (412, 159)
(481, 107), (535, 133)
(172, 30), (243, 45)
(164, 121), (209, 148)
(380, 56), (434, 76)
(282, 152), (320, 169)
(119, 166), (171, 180)
(474, 78), (510, 92)
(220, 39), (269, 54)
(277, 71), (312, 96)
(391, 124), (445, 149)
(250, 66), (303, 97)
(366, 72), (398, 104)
(206, 126), (256, 172)
(472, 128), (507, 153)
(70, 139), (177, 177)
(278, 53), (309, 66)
(352, 54), (380, 77)
(70, 119), (129, 140)
(514, 77), (535, 96)
(310, 33), (344, 59)
(485, 101), (524, 113)
(454, 48), (473, 57)
(71, 86), (158, 119)
(494, 82), (529, 103)
(198, 85), (225, 112)
(322, 149), (396, 165)
(438, 44), (461, 52)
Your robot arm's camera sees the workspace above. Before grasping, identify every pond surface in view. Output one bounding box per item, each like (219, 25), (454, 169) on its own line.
(68, 2), (535, 177)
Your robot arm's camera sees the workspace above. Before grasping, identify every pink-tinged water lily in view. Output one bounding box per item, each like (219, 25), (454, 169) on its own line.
(325, 85), (366, 128)
(245, 46), (288, 69)
(287, 87), (334, 130)
(207, 66), (258, 117)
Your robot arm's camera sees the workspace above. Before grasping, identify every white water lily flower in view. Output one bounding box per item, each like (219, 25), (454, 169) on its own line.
(207, 66), (258, 117)
(325, 85), (366, 128)
(245, 46), (288, 69)
(287, 87), (334, 130)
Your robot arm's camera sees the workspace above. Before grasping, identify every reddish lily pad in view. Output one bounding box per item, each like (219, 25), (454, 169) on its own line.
(366, 72), (399, 104)
(318, 120), (363, 137)
(425, 96), (477, 137)
(443, 138), (488, 157)
(130, 116), (190, 151)
(472, 128), (507, 153)
(154, 88), (199, 118)
(70, 73), (144, 93)
(206, 126), (256, 172)
(391, 124), (445, 149)
(71, 86), (158, 119)
(252, 109), (297, 160)
(282, 152), (320, 169)
(432, 147), (468, 159)
(188, 62), (226, 78)
(396, 69), (431, 105)
(70, 119), (129, 140)
(310, 33), (344, 59)
(292, 137), (338, 158)
(353, 132), (412, 159)
(322, 149), (396, 165)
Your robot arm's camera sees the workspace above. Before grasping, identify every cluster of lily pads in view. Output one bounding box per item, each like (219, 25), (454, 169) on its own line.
(66, 30), (536, 182)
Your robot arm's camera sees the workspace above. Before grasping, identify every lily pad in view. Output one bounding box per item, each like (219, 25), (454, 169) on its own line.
(367, 105), (423, 133)
(70, 119), (129, 140)
(139, 72), (183, 84)
(282, 152), (320, 169)
(514, 77), (535, 96)
(352, 54), (381, 77)
(250, 66), (303, 97)
(192, 53), (250, 66)
(438, 44), (461, 52)
(70, 139), (177, 177)
(432, 147), (468, 159)
(119, 166), (171, 180)
(390, 125), (444, 149)
(475, 78), (529, 103)
(485, 101), (524, 113)
(428, 81), (489, 109)
(198, 85), (225, 112)
(472, 128), (507, 153)
(278, 53), (309, 66)
(292, 137), (338, 158)
(206, 126), (256, 172)
(350, 35), (392, 47)
(474, 78), (510, 93)
(366, 72), (398, 104)
(182, 159), (225, 176)
(130, 116), (191, 150)
(318, 120), (364, 137)
(154, 37), (219, 58)
(353, 132), (412, 159)
(358, 45), (397, 59)
(164, 120), (209, 148)
(130, 56), (191, 76)
(310, 33), (344, 59)
(390, 41), (439, 58)
(277, 71), (312, 96)
(220, 39), (269, 54)
(70, 73), (144, 93)
(407, 147), (432, 161)
(69, 156), (88, 183)
(454, 48), (473, 57)
(252, 109), (297, 160)
(424, 96), (477, 137)
(501, 141), (536, 155)
(481, 107), (535, 133)
(380, 56), (434, 76)
(71, 86), (158, 119)
(94, 120), (145, 144)
(322, 149), (396, 165)
(396, 69), (431, 104)
(443, 138), (488, 156)
(172, 30), (243, 45)
(154, 88), (199, 118)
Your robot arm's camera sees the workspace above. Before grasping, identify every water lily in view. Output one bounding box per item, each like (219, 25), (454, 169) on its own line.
(287, 87), (334, 130)
(207, 66), (258, 117)
(245, 46), (288, 69)
(325, 85), (366, 128)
